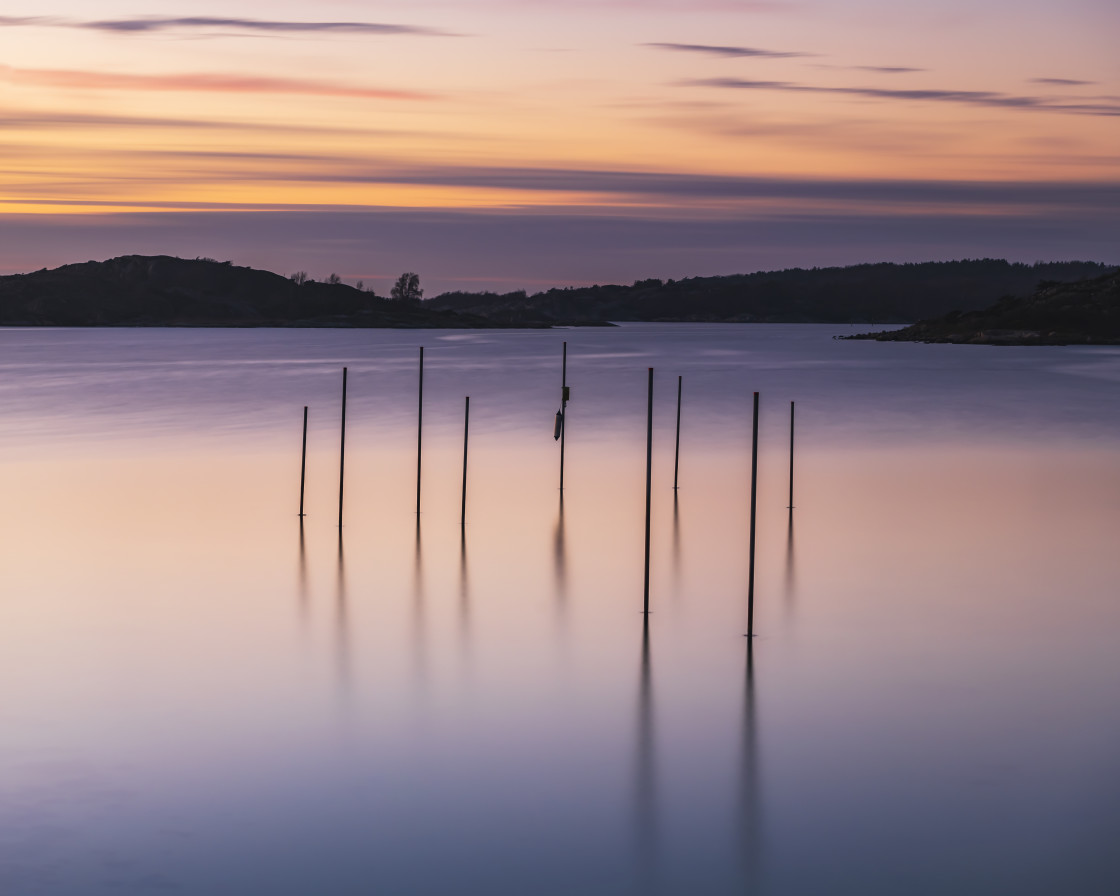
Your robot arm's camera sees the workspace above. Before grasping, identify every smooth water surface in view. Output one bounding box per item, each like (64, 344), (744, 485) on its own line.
(1, 325), (1119, 894)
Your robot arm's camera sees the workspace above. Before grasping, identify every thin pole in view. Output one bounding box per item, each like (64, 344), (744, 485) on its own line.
(416, 346), (424, 515)
(338, 368), (348, 528)
(673, 375), (682, 490)
(787, 401), (795, 510)
(298, 405), (308, 517)
(747, 391), (759, 637)
(559, 341), (568, 492)
(461, 396), (470, 530)
(643, 367), (654, 616)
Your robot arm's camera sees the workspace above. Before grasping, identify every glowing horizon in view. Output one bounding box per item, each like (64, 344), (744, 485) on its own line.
(1, 0), (1117, 292)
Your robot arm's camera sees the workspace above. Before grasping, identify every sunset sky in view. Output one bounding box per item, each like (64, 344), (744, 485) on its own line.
(1, 0), (1117, 292)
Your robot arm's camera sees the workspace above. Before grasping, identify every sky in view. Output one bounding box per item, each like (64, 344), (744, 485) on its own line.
(1, 0), (1117, 293)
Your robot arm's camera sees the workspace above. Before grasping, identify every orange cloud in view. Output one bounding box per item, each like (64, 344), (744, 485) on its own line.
(0, 64), (433, 101)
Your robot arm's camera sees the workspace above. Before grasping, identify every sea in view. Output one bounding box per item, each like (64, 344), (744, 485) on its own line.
(1, 324), (1118, 894)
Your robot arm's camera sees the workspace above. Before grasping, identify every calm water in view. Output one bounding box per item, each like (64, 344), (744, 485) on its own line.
(1, 325), (1119, 895)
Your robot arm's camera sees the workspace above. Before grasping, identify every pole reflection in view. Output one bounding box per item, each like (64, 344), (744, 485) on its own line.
(738, 641), (762, 888)
(335, 529), (352, 699)
(412, 517), (428, 690)
(672, 491), (681, 599)
(552, 494), (567, 619)
(298, 518), (309, 629)
(784, 508), (796, 622)
(633, 618), (658, 883)
(458, 531), (471, 670)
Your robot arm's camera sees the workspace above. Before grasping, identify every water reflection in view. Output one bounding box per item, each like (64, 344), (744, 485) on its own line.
(552, 494), (567, 618)
(335, 531), (351, 698)
(738, 642), (761, 888)
(633, 619), (658, 882)
(672, 492), (681, 598)
(458, 532), (471, 669)
(784, 508), (796, 621)
(297, 519), (309, 628)
(412, 518), (428, 690)
(9, 330), (1120, 894)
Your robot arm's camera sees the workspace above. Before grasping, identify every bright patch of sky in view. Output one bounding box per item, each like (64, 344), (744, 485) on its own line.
(0, 0), (1116, 286)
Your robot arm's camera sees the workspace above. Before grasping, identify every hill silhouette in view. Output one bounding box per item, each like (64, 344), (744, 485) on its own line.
(0, 256), (515, 328)
(429, 260), (1115, 325)
(850, 269), (1120, 345)
(1, 256), (1114, 328)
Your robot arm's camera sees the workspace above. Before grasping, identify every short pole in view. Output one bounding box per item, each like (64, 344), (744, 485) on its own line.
(416, 346), (424, 516)
(338, 368), (348, 528)
(643, 367), (654, 616)
(559, 341), (568, 492)
(298, 405), (308, 517)
(461, 396), (470, 530)
(747, 391), (759, 637)
(787, 400), (795, 510)
(673, 375), (682, 490)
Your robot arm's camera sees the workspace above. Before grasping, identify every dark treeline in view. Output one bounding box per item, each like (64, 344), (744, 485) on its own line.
(851, 268), (1120, 345)
(429, 260), (1116, 325)
(1, 255), (1114, 328)
(0, 256), (516, 328)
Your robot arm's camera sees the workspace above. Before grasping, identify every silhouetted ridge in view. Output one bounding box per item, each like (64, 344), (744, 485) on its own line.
(429, 260), (1115, 325)
(2, 256), (1114, 328)
(0, 256), (514, 328)
(850, 269), (1120, 345)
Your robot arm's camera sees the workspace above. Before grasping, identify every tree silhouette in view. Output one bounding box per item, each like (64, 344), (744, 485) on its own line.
(391, 272), (423, 302)
(290, 271), (309, 285)
(326, 273), (343, 285)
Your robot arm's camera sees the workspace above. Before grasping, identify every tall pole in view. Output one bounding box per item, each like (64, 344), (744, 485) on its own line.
(788, 401), (795, 510)
(461, 396), (470, 530)
(299, 405), (308, 517)
(559, 341), (568, 492)
(747, 391), (759, 637)
(643, 368), (654, 616)
(673, 375), (682, 491)
(338, 368), (347, 529)
(416, 346), (424, 516)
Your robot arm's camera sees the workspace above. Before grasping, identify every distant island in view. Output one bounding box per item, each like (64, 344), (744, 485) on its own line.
(427, 259), (1114, 325)
(849, 269), (1120, 345)
(0, 255), (1114, 328)
(0, 256), (511, 329)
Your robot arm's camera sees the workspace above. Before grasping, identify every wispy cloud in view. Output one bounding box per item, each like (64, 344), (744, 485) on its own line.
(214, 162), (1120, 209)
(0, 15), (55, 25)
(815, 64), (925, 74)
(0, 110), (438, 139)
(1030, 77), (1095, 87)
(83, 17), (453, 37)
(644, 42), (805, 58)
(0, 110), (297, 131)
(0, 16), (454, 38)
(853, 66), (923, 74)
(0, 65), (433, 101)
(687, 77), (1120, 116)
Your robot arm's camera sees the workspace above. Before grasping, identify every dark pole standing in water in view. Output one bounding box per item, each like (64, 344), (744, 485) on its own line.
(788, 400), (795, 510)
(299, 405), (308, 517)
(673, 375), (683, 491)
(338, 368), (348, 528)
(747, 391), (759, 637)
(461, 396), (470, 530)
(559, 341), (568, 492)
(416, 346), (424, 515)
(643, 367), (654, 616)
